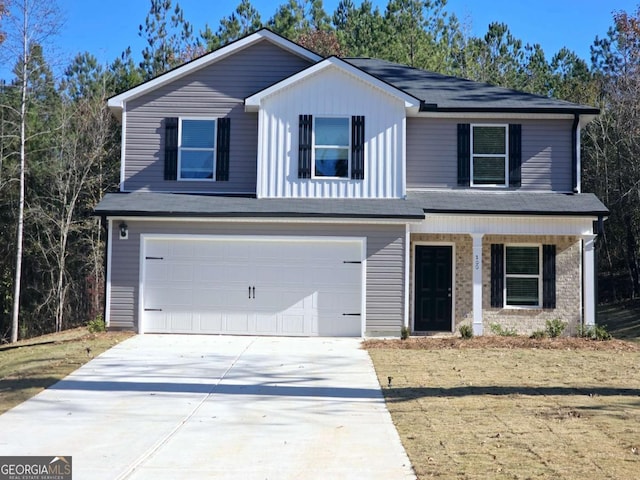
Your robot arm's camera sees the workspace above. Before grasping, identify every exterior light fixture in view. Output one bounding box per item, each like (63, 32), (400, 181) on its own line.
(119, 222), (128, 240)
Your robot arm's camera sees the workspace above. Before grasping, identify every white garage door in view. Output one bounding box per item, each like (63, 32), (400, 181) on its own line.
(141, 236), (364, 336)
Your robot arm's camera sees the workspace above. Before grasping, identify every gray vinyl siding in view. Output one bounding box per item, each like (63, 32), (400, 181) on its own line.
(108, 220), (406, 336)
(123, 40), (312, 193)
(406, 118), (573, 191)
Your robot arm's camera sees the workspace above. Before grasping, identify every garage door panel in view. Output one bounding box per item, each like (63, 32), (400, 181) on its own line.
(316, 316), (361, 336)
(142, 238), (363, 336)
(199, 312), (223, 332)
(145, 287), (192, 309)
(282, 314), (305, 334)
(144, 311), (168, 332)
(255, 314), (278, 334)
(169, 312), (194, 332)
(225, 313), (251, 333)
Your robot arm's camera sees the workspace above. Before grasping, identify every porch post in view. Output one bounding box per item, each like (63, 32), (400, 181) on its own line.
(582, 234), (597, 327)
(471, 233), (484, 335)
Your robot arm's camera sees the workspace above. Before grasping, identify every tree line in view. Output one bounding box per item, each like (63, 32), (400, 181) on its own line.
(0, 0), (638, 342)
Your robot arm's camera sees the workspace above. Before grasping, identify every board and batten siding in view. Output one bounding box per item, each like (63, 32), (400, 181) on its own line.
(123, 40), (312, 194)
(257, 66), (406, 198)
(108, 221), (406, 336)
(406, 118), (573, 191)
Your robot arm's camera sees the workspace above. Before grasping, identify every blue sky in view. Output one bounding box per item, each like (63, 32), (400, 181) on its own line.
(3, 0), (637, 80)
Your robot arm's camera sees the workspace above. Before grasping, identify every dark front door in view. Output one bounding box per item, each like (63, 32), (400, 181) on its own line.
(414, 245), (452, 332)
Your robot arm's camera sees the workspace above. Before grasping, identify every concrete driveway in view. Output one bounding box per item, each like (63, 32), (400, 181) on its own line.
(0, 335), (415, 479)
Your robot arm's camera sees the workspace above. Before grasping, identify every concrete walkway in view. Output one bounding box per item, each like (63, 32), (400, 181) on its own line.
(0, 335), (415, 479)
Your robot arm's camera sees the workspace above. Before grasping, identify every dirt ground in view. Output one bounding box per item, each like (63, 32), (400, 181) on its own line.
(365, 337), (640, 479)
(363, 336), (639, 351)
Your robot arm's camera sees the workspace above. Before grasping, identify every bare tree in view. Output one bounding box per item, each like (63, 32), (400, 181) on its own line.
(3, 0), (60, 342)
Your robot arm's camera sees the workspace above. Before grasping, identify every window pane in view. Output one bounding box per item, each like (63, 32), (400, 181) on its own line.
(473, 157), (505, 184)
(315, 117), (349, 146)
(506, 277), (539, 306)
(506, 247), (539, 274)
(315, 147), (348, 177)
(473, 126), (505, 154)
(182, 120), (216, 148)
(181, 150), (214, 179)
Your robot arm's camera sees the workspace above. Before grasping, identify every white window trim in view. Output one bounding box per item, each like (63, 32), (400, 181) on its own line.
(504, 243), (542, 309)
(470, 123), (509, 188)
(178, 117), (217, 182)
(311, 116), (351, 180)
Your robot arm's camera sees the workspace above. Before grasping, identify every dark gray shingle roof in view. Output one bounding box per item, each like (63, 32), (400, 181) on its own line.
(344, 58), (599, 114)
(94, 192), (425, 219)
(407, 190), (608, 216)
(95, 191), (608, 219)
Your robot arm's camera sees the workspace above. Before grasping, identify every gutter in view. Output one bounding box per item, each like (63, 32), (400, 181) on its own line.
(99, 215), (109, 328)
(93, 210), (426, 221)
(419, 104), (600, 115)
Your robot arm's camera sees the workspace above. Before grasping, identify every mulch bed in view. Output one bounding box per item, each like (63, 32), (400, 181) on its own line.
(362, 336), (639, 351)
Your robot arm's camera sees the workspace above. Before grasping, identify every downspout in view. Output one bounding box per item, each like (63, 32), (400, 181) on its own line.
(101, 215), (109, 328)
(595, 216), (605, 324)
(571, 114), (580, 193)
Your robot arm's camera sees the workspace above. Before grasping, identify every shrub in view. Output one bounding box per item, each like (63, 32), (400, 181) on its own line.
(400, 326), (409, 340)
(594, 325), (612, 341)
(545, 318), (567, 338)
(490, 323), (518, 337)
(459, 324), (473, 339)
(577, 324), (612, 341)
(530, 329), (546, 340)
(87, 316), (106, 333)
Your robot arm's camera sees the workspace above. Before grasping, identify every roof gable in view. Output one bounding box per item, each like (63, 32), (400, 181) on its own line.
(245, 56), (421, 112)
(108, 29), (321, 113)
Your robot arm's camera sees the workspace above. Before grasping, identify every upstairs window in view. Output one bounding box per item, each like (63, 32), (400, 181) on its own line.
(458, 124), (521, 187)
(179, 119), (216, 180)
(471, 125), (508, 186)
(313, 117), (350, 178)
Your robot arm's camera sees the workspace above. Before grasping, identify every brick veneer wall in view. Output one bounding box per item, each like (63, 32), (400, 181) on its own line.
(482, 235), (581, 335)
(410, 234), (582, 335)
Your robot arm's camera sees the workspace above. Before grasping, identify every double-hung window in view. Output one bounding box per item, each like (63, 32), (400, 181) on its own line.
(313, 117), (350, 178)
(505, 245), (541, 307)
(471, 125), (508, 186)
(179, 119), (216, 180)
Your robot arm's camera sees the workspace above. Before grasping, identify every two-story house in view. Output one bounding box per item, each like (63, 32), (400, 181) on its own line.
(96, 29), (608, 337)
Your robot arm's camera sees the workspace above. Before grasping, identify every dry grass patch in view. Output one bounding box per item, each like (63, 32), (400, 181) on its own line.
(366, 340), (640, 479)
(0, 328), (133, 414)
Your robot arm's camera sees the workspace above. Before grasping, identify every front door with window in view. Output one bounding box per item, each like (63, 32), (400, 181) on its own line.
(414, 245), (453, 332)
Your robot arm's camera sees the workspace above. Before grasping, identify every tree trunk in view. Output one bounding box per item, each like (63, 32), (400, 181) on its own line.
(11, 6), (28, 343)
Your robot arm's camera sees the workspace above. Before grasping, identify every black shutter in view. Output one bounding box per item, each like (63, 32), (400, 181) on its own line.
(164, 117), (178, 181)
(543, 244), (556, 309)
(457, 123), (470, 186)
(216, 118), (230, 181)
(298, 114), (312, 178)
(491, 244), (504, 307)
(509, 124), (522, 187)
(351, 115), (365, 180)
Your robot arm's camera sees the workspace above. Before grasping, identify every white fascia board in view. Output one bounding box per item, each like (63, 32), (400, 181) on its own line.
(108, 29), (322, 113)
(245, 57), (421, 112)
(106, 215), (419, 226)
(411, 111), (578, 120)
